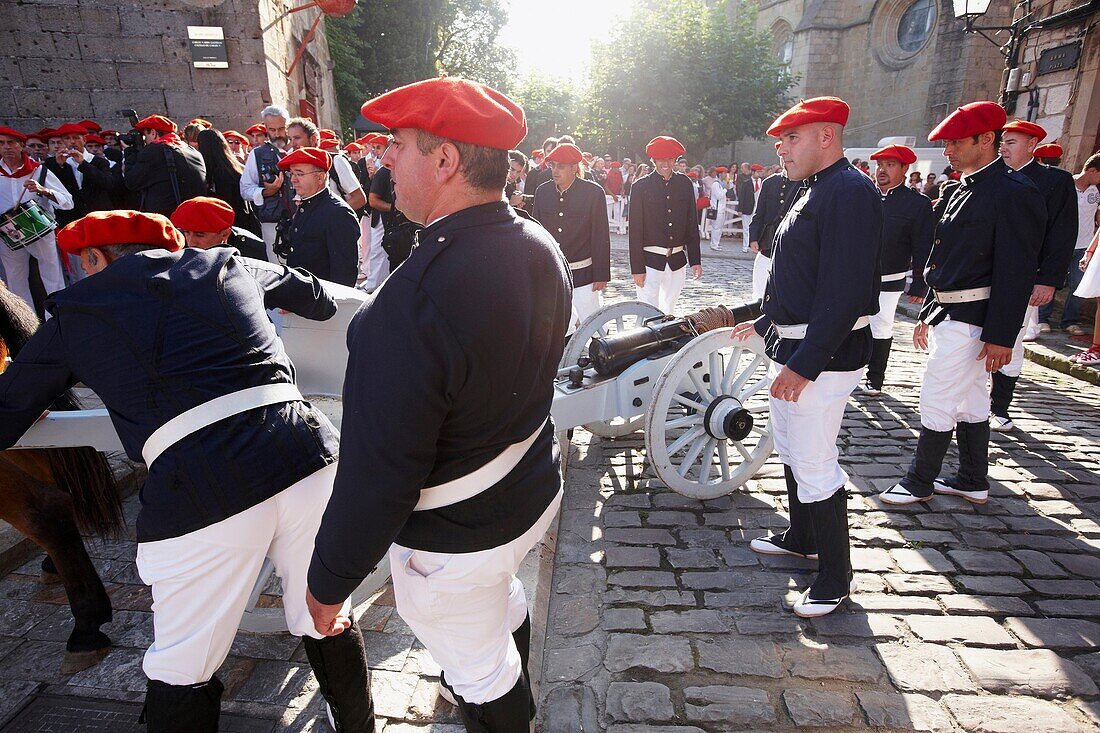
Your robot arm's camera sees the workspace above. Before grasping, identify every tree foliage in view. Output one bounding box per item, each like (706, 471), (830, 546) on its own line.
(580, 0), (792, 159)
(327, 0), (515, 131)
(510, 74), (582, 153)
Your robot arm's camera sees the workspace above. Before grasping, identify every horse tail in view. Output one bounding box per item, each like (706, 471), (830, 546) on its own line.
(43, 447), (124, 539)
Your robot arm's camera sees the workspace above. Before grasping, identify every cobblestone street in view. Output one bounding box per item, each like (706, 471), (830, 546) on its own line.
(539, 239), (1100, 732)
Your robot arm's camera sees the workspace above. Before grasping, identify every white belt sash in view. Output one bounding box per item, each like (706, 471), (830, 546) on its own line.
(933, 286), (991, 304)
(643, 246), (685, 256)
(414, 418), (548, 511)
(568, 257), (593, 270)
(773, 315), (871, 340)
(881, 272), (907, 283)
(142, 383), (304, 467)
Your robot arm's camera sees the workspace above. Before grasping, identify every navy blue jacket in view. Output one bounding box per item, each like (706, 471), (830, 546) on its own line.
(1016, 160), (1078, 287)
(532, 177), (612, 287)
(879, 184), (935, 292)
(917, 158), (1045, 348)
(308, 201), (572, 605)
(627, 171), (701, 273)
(748, 173), (803, 258)
(286, 189), (361, 287)
(754, 158), (883, 380)
(0, 248), (340, 542)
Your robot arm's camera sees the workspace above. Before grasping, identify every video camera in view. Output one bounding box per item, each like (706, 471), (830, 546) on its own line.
(116, 109), (144, 149)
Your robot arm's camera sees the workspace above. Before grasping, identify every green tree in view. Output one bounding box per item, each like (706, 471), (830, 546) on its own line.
(580, 0), (792, 160)
(511, 74), (582, 153)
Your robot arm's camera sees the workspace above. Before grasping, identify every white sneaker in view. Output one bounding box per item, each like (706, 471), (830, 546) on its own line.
(1039, 322), (1051, 334)
(933, 478), (988, 504)
(879, 483), (933, 505)
(1022, 331), (1039, 342)
(858, 381), (881, 396)
(709, 244), (722, 252)
(438, 681), (457, 706)
(792, 579), (858, 618)
(741, 244), (750, 253)
(990, 414), (1014, 432)
(749, 535), (819, 560)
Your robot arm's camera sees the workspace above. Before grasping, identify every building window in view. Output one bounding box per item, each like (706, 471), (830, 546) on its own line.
(898, 0), (936, 53)
(771, 20), (794, 73)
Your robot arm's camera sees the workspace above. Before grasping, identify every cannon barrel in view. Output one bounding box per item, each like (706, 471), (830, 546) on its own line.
(587, 301), (762, 377)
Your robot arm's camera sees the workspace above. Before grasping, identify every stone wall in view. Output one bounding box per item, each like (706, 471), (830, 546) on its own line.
(0, 0), (340, 134)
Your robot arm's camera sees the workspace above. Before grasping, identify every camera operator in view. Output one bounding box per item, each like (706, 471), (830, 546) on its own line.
(241, 106), (295, 262)
(122, 115), (207, 217)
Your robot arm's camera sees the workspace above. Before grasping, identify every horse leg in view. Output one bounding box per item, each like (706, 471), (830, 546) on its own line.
(0, 471), (113, 673)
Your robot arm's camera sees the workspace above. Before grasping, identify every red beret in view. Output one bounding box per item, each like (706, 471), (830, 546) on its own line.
(277, 146), (331, 171)
(530, 149), (542, 157)
(245, 123), (267, 135)
(42, 128), (62, 140)
(715, 166), (728, 173)
(85, 134), (106, 145)
(361, 77), (526, 150)
(581, 151), (594, 162)
(0, 126), (27, 142)
(57, 210), (183, 255)
(545, 143), (583, 164)
(750, 163), (764, 171)
(686, 171), (699, 179)
(1002, 119), (1046, 142)
(78, 119), (101, 132)
(101, 129), (117, 137)
(646, 136), (686, 160)
(170, 197), (235, 233)
(189, 118), (213, 129)
(870, 144), (917, 165)
(928, 101), (1006, 142)
(135, 115), (177, 134)
(767, 97), (850, 137)
(343, 142), (364, 153)
(54, 123), (89, 137)
(1034, 143), (1063, 159)
(222, 130), (248, 145)
(609, 161), (621, 168)
(319, 129), (338, 140)
(319, 138), (340, 152)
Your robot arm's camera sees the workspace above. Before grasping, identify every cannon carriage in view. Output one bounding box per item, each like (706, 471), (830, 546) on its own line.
(11, 284), (775, 631)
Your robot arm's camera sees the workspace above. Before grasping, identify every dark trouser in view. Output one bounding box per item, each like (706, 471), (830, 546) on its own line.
(302, 618), (377, 732)
(900, 427), (954, 497)
(806, 488), (850, 600)
(865, 338), (893, 390)
(1038, 257), (1086, 327)
(990, 372), (1018, 419)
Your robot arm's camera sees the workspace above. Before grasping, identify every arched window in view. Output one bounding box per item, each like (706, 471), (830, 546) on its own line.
(771, 21), (794, 73)
(898, 0), (936, 53)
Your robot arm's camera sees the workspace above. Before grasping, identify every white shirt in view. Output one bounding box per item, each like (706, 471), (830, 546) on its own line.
(327, 154), (364, 203)
(241, 146), (268, 207)
(709, 179), (725, 208)
(66, 149), (94, 188)
(1077, 184), (1099, 250)
(0, 159), (74, 215)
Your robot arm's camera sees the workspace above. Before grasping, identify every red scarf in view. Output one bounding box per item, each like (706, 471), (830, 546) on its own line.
(153, 133), (183, 147)
(0, 154), (39, 179)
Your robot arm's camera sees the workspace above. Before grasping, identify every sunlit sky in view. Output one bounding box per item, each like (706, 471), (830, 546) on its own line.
(499, 0), (633, 83)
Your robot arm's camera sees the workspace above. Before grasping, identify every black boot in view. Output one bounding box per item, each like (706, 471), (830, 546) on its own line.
(301, 619), (377, 732)
(934, 420), (990, 504)
(864, 337), (893, 392)
(453, 675), (533, 733)
(142, 677), (223, 732)
(892, 427), (953, 499)
(749, 465), (817, 558)
(990, 372), (1018, 430)
(443, 614), (536, 721)
(793, 489), (851, 617)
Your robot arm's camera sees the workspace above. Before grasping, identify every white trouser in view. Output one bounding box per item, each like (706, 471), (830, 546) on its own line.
(0, 233), (66, 312)
(709, 209), (725, 247)
(137, 462), (348, 685)
(260, 222), (279, 263)
(636, 264), (687, 315)
(609, 197), (625, 233)
(751, 253), (772, 303)
(768, 362), (861, 503)
(869, 290), (904, 339)
(740, 214), (753, 243)
(1001, 306), (1037, 378)
(391, 489), (562, 705)
(357, 216), (372, 282)
(919, 319), (991, 432)
(364, 220), (389, 291)
(570, 284), (602, 333)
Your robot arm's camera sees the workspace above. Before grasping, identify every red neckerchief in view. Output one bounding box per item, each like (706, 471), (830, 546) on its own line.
(153, 133), (183, 147)
(0, 154), (39, 178)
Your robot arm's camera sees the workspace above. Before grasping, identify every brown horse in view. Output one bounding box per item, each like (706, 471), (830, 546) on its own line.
(0, 281), (124, 673)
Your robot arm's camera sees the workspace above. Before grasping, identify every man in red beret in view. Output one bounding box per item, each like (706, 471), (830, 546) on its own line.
(245, 123), (268, 148)
(0, 209), (375, 731)
(274, 147), (360, 286)
(22, 130), (48, 162)
(307, 76), (570, 732)
(222, 130), (250, 163)
(170, 196), (268, 260)
(605, 160), (625, 233)
(734, 96), (882, 617)
(628, 135), (702, 313)
(42, 122), (120, 231)
(524, 136), (558, 199)
(532, 142), (612, 331)
(855, 144), (935, 397)
(988, 119), (1078, 432)
(122, 114), (207, 218)
(0, 126), (74, 309)
(883, 102), (1045, 510)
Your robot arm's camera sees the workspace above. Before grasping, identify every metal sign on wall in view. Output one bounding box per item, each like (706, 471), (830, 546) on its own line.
(187, 26), (229, 69)
(1037, 42), (1081, 76)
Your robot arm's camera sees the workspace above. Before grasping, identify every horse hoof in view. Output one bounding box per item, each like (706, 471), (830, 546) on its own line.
(61, 647), (110, 675)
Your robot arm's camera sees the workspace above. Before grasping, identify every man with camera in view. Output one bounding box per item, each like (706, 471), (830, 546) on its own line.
(121, 115), (206, 218)
(241, 106), (296, 263)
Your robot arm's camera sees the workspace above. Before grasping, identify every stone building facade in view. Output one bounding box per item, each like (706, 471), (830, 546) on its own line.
(748, 0), (1012, 148)
(0, 0), (341, 134)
